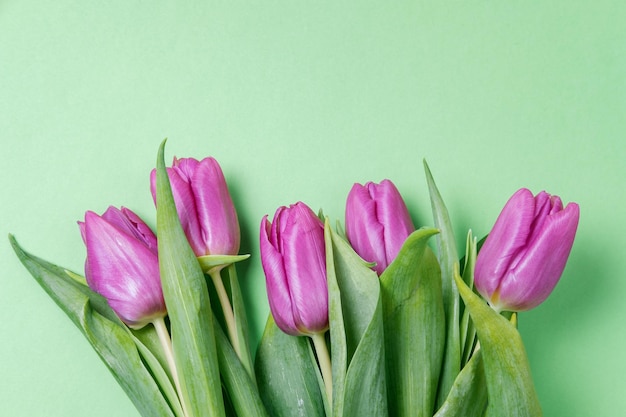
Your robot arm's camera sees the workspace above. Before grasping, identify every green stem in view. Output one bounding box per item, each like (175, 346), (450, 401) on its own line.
(153, 317), (190, 417)
(208, 268), (241, 359)
(311, 332), (333, 410)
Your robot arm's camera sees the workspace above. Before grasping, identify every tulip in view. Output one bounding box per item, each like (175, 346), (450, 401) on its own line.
(345, 179), (415, 275)
(150, 156), (240, 257)
(474, 188), (580, 312)
(79, 206), (165, 329)
(260, 202), (328, 336)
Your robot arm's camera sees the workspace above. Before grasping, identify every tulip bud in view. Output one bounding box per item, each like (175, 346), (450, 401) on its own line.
(345, 179), (415, 275)
(260, 202), (328, 336)
(79, 206), (166, 329)
(150, 156), (240, 257)
(474, 188), (580, 312)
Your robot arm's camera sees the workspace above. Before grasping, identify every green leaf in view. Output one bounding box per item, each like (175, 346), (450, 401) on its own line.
(325, 222), (347, 417)
(379, 227), (445, 417)
(225, 263), (255, 381)
(197, 254), (250, 272)
(255, 316), (325, 417)
(213, 315), (268, 417)
(459, 230), (478, 367)
(433, 350), (487, 417)
(9, 235), (176, 417)
(325, 220), (387, 417)
(155, 140), (225, 417)
(454, 273), (543, 417)
(424, 160), (461, 406)
(131, 331), (186, 417)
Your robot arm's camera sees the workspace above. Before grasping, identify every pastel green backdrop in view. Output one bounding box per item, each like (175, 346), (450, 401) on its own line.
(1, 2), (624, 416)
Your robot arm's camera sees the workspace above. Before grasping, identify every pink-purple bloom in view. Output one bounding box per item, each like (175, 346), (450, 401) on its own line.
(345, 179), (415, 275)
(150, 156), (240, 257)
(260, 202), (328, 336)
(79, 206), (166, 329)
(474, 188), (580, 312)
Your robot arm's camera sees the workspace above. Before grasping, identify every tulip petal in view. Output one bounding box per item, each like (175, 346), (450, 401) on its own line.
(280, 203), (328, 334)
(371, 180), (415, 266)
(190, 157), (240, 256)
(346, 184), (387, 274)
(260, 215), (299, 335)
(84, 211), (164, 327)
(475, 188), (536, 298)
(99, 206), (158, 253)
(498, 202), (580, 311)
(346, 180), (415, 276)
(151, 167), (205, 256)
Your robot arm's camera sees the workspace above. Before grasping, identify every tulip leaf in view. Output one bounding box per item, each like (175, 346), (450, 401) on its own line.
(325, 222), (348, 417)
(454, 273), (543, 417)
(130, 332), (185, 417)
(325, 221), (387, 417)
(213, 315), (268, 417)
(9, 235), (177, 417)
(459, 230), (478, 367)
(131, 325), (174, 386)
(197, 254), (250, 271)
(225, 263), (255, 381)
(379, 227), (445, 417)
(255, 316), (325, 417)
(155, 140), (226, 417)
(433, 349), (487, 417)
(424, 160), (461, 406)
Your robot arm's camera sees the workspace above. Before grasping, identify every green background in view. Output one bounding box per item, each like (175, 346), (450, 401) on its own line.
(1, 2), (624, 416)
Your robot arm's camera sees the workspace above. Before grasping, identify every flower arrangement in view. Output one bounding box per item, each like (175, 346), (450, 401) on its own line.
(10, 141), (579, 417)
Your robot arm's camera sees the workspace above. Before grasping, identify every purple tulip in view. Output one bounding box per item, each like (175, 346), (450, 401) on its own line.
(79, 206), (166, 329)
(150, 156), (240, 257)
(260, 202), (328, 336)
(345, 179), (415, 275)
(474, 188), (580, 312)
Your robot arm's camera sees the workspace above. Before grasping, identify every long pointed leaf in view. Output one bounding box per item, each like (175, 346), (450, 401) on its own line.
(255, 316), (325, 417)
(434, 350), (487, 417)
(10, 235), (176, 417)
(379, 227), (444, 417)
(131, 332), (186, 417)
(325, 221), (387, 417)
(212, 316), (268, 417)
(325, 220), (347, 417)
(226, 263), (255, 381)
(424, 161), (461, 406)
(459, 231), (478, 366)
(455, 273), (542, 416)
(155, 140), (225, 417)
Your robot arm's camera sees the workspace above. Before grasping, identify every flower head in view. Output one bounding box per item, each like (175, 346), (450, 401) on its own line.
(474, 188), (580, 311)
(150, 156), (240, 257)
(345, 179), (415, 275)
(79, 206), (165, 328)
(260, 202), (328, 336)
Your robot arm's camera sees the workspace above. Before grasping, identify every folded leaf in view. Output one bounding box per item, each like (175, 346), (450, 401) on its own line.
(197, 254), (250, 271)
(155, 140), (225, 417)
(225, 263), (255, 381)
(459, 230), (478, 367)
(454, 273), (542, 417)
(325, 220), (387, 417)
(213, 316), (268, 417)
(433, 349), (487, 417)
(424, 161), (461, 407)
(9, 235), (176, 417)
(255, 316), (325, 417)
(379, 227), (444, 417)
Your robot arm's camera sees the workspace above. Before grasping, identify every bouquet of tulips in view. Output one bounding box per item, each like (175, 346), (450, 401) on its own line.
(10, 141), (579, 417)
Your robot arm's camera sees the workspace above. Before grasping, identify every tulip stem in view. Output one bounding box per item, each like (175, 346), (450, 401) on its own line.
(153, 317), (190, 417)
(311, 332), (333, 409)
(208, 268), (241, 359)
